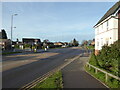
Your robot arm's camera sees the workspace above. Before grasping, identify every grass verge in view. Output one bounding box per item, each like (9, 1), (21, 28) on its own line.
(33, 71), (63, 89)
(2, 51), (22, 55)
(84, 45), (94, 50)
(85, 65), (120, 88)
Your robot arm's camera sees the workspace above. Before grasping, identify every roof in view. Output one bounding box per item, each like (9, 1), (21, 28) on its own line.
(0, 39), (11, 42)
(22, 38), (41, 43)
(95, 1), (120, 27)
(22, 38), (40, 40)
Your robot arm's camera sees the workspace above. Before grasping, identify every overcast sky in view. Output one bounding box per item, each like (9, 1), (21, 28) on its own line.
(2, 2), (116, 43)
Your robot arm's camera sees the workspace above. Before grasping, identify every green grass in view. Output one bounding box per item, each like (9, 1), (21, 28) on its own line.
(87, 46), (94, 50)
(2, 51), (22, 55)
(85, 65), (120, 88)
(33, 71), (63, 89)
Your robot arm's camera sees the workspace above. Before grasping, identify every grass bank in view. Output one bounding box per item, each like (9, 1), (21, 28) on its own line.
(85, 45), (94, 50)
(2, 51), (22, 55)
(33, 71), (63, 89)
(85, 65), (120, 88)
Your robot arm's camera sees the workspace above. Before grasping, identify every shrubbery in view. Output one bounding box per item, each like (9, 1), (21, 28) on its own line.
(89, 52), (99, 66)
(24, 44), (31, 48)
(89, 40), (120, 76)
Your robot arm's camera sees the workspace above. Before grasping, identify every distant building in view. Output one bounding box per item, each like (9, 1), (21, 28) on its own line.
(54, 42), (64, 46)
(94, 1), (120, 55)
(22, 38), (42, 49)
(0, 39), (11, 50)
(43, 42), (54, 48)
(22, 38), (41, 44)
(91, 41), (95, 46)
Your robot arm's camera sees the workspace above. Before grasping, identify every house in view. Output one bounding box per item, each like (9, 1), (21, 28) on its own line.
(0, 39), (11, 50)
(22, 38), (42, 49)
(94, 1), (120, 55)
(42, 42), (54, 48)
(54, 42), (64, 47)
(90, 39), (95, 46)
(22, 38), (41, 44)
(91, 40), (95, 46)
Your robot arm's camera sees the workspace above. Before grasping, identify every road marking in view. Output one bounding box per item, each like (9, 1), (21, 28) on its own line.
(2, 53), (59, 69)
(19, 54), (82, 89)
(64, 59), (68, 61)
(2, 60), (37, 67)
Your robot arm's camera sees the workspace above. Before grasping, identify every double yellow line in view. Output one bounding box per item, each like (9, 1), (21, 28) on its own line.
(19, 54), (82, 90)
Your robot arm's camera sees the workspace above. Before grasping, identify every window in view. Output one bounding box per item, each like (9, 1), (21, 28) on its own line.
(106, 20), (109, 31)
(107, 20), (109, 26)
(97, 27), (99, 34)
(106, 41), (109, 45)
(101, 38), (103, 46)
(101, 24), (103, 29)
(97, 42), (99, 46)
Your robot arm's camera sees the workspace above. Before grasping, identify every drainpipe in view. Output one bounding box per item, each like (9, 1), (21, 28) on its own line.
(118, 10), (120, 40)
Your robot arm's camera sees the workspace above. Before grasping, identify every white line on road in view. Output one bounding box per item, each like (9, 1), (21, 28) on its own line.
(1, 60), (37, 67)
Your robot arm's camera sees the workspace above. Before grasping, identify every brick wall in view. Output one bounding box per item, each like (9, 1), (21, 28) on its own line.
(95, 50), (99, 55)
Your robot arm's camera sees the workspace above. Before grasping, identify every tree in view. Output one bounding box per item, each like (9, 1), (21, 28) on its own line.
(1, 29), (8, 39)
(43, 39), (49, 43)
(72, 38), (79, 46)
(81, 40), (88, 46)
(16, 38), (19, 42)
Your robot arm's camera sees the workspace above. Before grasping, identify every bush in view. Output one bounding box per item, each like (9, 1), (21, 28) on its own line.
(89, 40), (120, 76)
(24, 44), (31, 48)
(14, 44), (19, 49)
(89, 52), (99, 66)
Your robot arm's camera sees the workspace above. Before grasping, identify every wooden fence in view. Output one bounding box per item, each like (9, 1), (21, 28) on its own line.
(86, 62), (120, 82)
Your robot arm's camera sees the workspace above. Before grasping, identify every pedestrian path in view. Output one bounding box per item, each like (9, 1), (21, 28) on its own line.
(61, 57), (108, 88)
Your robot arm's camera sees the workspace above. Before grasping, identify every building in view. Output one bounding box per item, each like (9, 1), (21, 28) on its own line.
(0, 39), (11, 50)
(22, 38), (41, 44)
(54, 42), (64, 46)
(22, 38), (42, 49)
(91, 40), (95, 46)
(94, 1), (120, 55)
(42, 42), (53, 48)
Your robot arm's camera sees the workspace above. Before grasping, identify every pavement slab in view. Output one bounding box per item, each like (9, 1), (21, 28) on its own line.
(62, 57), (108, 88)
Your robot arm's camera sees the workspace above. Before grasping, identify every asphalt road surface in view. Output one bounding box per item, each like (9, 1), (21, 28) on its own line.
(2, 47), (86, 88)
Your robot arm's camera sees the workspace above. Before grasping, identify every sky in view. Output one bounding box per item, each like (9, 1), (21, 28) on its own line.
(2, 1), (116, 43)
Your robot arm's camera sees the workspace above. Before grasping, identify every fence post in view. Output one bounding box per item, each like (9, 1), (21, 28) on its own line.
(89, 64), (91, 70)
(105, 73), (108, 82)
(95, 68), (97, 74)
(87, 63), (120, 82)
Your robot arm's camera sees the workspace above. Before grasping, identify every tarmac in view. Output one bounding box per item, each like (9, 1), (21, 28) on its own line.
(61, 55), (108, 89)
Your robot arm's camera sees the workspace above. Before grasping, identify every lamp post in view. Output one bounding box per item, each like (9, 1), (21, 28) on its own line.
(11, 14), (18, 49)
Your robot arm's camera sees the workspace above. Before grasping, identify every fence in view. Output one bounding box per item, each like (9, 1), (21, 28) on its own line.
(86, 62), (120, 82)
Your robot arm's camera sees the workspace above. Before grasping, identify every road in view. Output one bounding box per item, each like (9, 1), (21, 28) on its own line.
(2, 47), (86, 88)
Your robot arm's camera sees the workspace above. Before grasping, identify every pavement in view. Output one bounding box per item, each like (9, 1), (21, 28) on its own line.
(61, 55), (108, 88)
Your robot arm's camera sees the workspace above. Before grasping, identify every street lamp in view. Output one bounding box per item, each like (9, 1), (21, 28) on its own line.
(11, 14), (18, 49)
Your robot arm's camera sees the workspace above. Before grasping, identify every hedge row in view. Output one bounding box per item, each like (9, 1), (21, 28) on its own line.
(89, 40), (120, 76)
